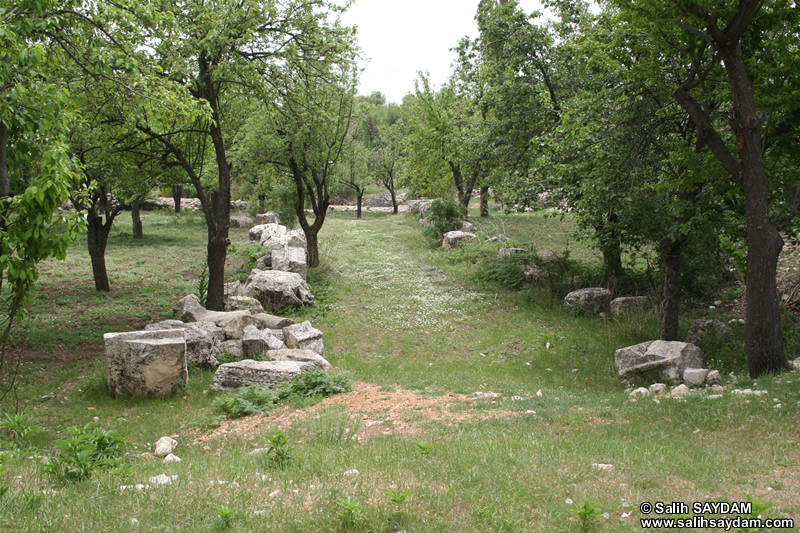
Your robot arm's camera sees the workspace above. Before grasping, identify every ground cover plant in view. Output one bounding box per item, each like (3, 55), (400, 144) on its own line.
(0, 207), (798, 531)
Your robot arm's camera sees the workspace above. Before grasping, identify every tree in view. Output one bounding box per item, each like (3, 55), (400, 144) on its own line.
(337, 135), (370, 219)
(613, 0), (800, 376)
(131, 0), (354, 310)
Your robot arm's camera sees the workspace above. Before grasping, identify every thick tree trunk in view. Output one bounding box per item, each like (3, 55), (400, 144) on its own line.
(87, 212), (112, 292)
(172, 184), (182, 213)
(131, 197), (143, 239)
(479, 186), (490, 218)
(356, 192), (363, 219)
(660, 239), (684, 341)
(306, 228), (319, 269)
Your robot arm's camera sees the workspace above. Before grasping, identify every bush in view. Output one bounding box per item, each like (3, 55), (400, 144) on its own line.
(421, 199), (466, 240)
(482, 252), (536, 290)
(43, 423), (129, 483)
(280, 368), (353, 399)
(212, 384), (279, 419)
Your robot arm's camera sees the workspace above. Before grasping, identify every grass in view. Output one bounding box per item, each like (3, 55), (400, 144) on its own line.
(1, 205), (799, 531)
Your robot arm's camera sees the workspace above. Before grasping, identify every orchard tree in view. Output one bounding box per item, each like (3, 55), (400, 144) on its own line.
(613, 0), (800, 376)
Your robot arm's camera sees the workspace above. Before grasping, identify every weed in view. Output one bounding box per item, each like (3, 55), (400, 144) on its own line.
(336, 496), (366, 530)
(738, 495), (776, 531)
(43, 422), (129, 483)
(280, 369), (352, 400)
(571, 501), (602, 532)
(263, 430), (292, 469)
(196, 261), (209, 307)
(0, 412), (41, 448)
(189, 414), (225, 432)
(212, 384), (279, 419)
(382, 488), (413, 506)
(413, 442), (435, 455)
(211, 505), (237, 530)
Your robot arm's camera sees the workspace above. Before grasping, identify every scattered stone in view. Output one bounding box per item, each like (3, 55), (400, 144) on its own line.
(706, 370), (722, 385)
(154, 436), (178, 457)
(791, 357), (800, 370)
(230, 215), (254, 228)
(774, 403), (782, 409)
(683, 368), (709, 387)
(670, 384), (691, 396)
(536, 390), (543, 397)
(221, 340), (244, 360)
(256, 212), (279, 224)
(686, 319), (733, 346)
(105, 330), (187, 397)
(648, 383), (667, 394)
(271, 246), (308, 280)
(224, 281), (243, 299)
(268, 349), (331, 369)
(472, 391), (501, 398)
(226, 296), (265, 314)
(216, 313), (264, 341)
(731, 389), (768, 396)
(629, 387), (649, 399)
(442, 231), (477, 250)
(149, 474), (178, 485)
(709, 385), (725, 394)
(498, 248), (527, 257)
(145, 320), (223, 369)
(485, 234), (508, 243)
(243, 270), (315, 311)
(249, 224), (273, 242)
(242, 325), (286, 357)
(707, 394), (723, 399)
(564, 288), (612, 315)
(252, 313), (295, 330)
(461, 221), (477, 233)
(120, 484), (149, 491)
(614, 340), (706, 382)
(210, 360), (315, 393)
(255, 254), (272, 271)
(283, 321), (324, 355)
(163, 454), (182, 463)
(343, 469), (359, 476)
(269, 490), (281, 498)
(610, 296), (651, 316)
(591, 463), (614, 471)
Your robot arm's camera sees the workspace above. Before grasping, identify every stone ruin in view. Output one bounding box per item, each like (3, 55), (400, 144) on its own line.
(104, 294), (330, 397)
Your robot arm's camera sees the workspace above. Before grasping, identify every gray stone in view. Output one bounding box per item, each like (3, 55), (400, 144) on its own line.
(283, 321), (324, 355)
(686, 319), (733, 346)
(255, 254), (271, 271)
(258, 223), (288, 249)
(105, 330), (187, 397)
(210, 360), (315, 393)
(249, 224), (272, 242)
(683, 368), (709, 387)
(271, 246), (308, 280)
(671, 384), (691, 396)
(146, 320), (223, 368)
(243, 270), (314, 311)
(791, 357), (800, 370)
(226, 296), (265, 314)
(256, 212), (279, 224)
(224, 281), (243, 299)
(610, 296), (651, 316)
(251, 313), (295, 330)
(564, 288), (612, 315)
(216, 313), (264, 340)
(154, 436), (177, 457)
(705, 369), (722, 385)
(709, 384), (725, 394)
(629, 387), (649, 398)
(498, 248), (527, 257)
(221, 340), (244, 360)
(174, 295), (253, 327)
(230, 215), (254, 228)
(442, 231), (477, 250)
(241, 325), (286, 357)
(648, 383), (667, 394)
(286, 230), (307, 250)
(461, 221), (477, 233)
(268, 349), (331, 369)
(615, 340), (706, 382)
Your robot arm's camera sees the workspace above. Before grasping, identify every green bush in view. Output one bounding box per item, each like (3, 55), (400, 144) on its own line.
(212, 384), (279, 419)
(421, 198), (466, 240)
(482, 251), (536, 290)
(43, 423), (129, 483)
(280, 368), (353, 400)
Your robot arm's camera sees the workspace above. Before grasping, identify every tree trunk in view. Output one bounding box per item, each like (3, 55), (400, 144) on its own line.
(479, 186), (490, 218)
(598, 212), (623, 281)
(131, 197), (143, 239)
(172, 184), (182, 213)
(306, 228), (319, 268)
(356, 191), (363, 219)
(0, 122), (9, 197)
(660, 238), (683, 341)
(87, 211), (112, 292)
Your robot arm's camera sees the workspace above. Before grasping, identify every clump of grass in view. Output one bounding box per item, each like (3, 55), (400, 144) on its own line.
(43, 422), (129, 483)
(212, 384), (279, 419)
(279, 368), (352, 400)
(0, 412), (42, 449)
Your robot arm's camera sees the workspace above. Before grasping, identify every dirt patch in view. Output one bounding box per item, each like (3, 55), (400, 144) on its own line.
(196, 382), (525, 444)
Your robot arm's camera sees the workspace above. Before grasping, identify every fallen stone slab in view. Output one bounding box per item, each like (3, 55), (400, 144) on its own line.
(105, 330), (187, 397)
(283, 320), (324, 355)
(243, 270), (314, 311)
(564, 288), (612, 315)
(210, 360), (315, 393)
(610, 296), (651, 316)
(271, 246), (308, 280)
(615, 340), (706, 382)
(442, 231), (477, 250)
(268, 349), (331, 369)
(252, 313), (295, 330)
(175, 294), (252, 325)
(145, 320), (223, 369)
(226, 296), (264, 314)
(256, 212), (279, 224)
(242, 325), (286, 357)
(230, 215), (253, 228)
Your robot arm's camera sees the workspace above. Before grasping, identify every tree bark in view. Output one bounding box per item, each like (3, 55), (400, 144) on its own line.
(479, 186), (490, 217)
(131, 197), (143, 239)
(356, 191), (363, 219)
(172, 184), (182, 213)
(660, 238), (684, 341)
(87, 211), (113, 292)
(0, 122), (9, 197)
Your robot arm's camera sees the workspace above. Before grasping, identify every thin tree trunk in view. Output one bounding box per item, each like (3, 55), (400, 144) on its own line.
(131, 197), (143, 239)
(479, 186), (490, 218)
(356, 191), (363, 219)
(660, 239), (684, 341)
(87, 211), (112, 292)
(172, 184), (182, 213)
(306, 228), (319, 268)
(0, 122), (9, 197)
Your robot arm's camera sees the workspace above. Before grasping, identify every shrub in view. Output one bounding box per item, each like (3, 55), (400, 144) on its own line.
(421, 198), (466, 240)
(43, 423), (129, 483)
(482, 251), (536, 290)
(280, 369), (353, 400)
(0, 412), (42, 449)
(212, 384), (279, 419)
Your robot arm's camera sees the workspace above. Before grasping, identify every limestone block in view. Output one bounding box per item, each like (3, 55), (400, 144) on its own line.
(210, 360), (314, 393)
(564, 288), (612, 315)
(283, 321), (324, 355)
(268, 349), (331, 369)
(105, 330), (187, 397)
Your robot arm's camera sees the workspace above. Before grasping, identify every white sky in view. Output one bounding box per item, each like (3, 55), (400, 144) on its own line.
(339, 0), (547, 104)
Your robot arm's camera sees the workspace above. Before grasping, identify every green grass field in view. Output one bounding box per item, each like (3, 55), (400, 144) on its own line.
(1, 206), (798, 532)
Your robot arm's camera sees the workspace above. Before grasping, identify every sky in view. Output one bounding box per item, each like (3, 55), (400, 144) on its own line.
(339, 0), (547, 104)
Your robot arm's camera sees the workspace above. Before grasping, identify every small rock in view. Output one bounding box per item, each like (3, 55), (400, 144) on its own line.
(629, 387), (649, 399)
(536, 390), (543, 397)
(671, 384), (691, 396)
(705, 370), (722, 385)
(472, 391), (500, 398)
(120, 484), (149, 491)
(342, 469), (359, 476)
(154, 436), (178, 457)
(163, 454), (181, 463)
(774, 404), (782, 409)
(683, 368), (709, 387)
(709, 385), (725, 394)
(525, 410), (536, 414)
(130, 518), (139, 526)
(149, 474), (178, 485)
(248, 448), (269, 456)
(707, 394), (723, 399)
(269, 490), (281, 498)
(252, 510), (268, 516)
(591, 463), (614, 471)
(648, 383), (667, 394)
(791, 357), (800, 370)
